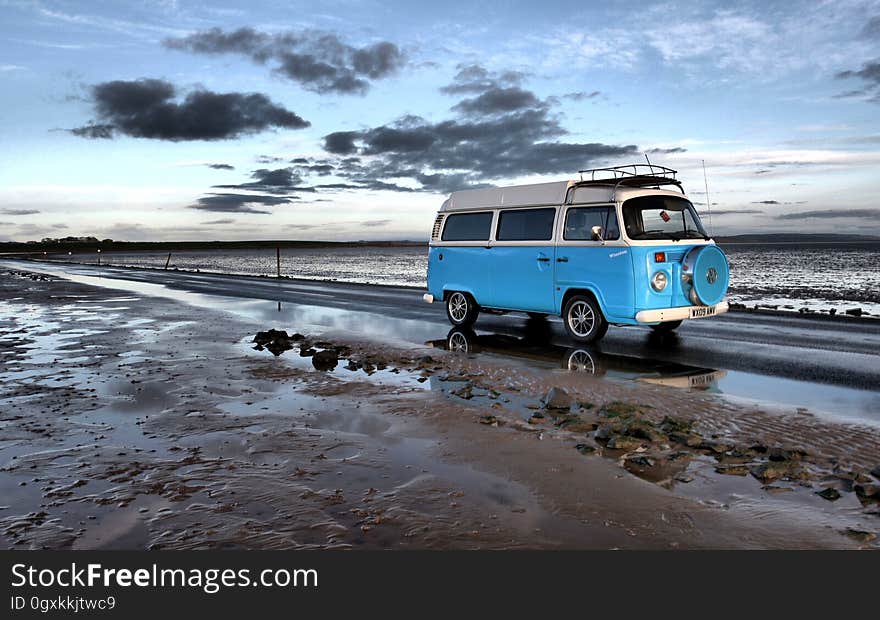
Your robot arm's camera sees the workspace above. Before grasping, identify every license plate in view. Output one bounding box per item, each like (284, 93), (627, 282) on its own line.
(689, 305), (716, 319)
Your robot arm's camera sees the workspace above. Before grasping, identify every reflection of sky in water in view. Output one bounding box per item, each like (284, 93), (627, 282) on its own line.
(45, 244), (880, 314)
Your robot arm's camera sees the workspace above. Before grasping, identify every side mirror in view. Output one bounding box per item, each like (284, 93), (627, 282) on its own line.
(590, 225), (604, 241)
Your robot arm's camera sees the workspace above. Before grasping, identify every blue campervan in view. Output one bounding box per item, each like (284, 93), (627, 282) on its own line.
(423, 165), (730, 343)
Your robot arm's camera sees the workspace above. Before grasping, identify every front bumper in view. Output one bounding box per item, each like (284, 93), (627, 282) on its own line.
(635, 301), (729, 323)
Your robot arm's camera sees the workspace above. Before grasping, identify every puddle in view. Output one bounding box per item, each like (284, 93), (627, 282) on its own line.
(5, 261), (879, 428)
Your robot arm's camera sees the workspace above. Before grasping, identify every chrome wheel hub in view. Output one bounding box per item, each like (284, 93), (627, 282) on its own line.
(449, 293), (468, 322)
(567, 301), (595, 337)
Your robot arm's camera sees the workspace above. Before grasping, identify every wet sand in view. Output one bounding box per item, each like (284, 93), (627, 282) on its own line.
(1, 268), (878, 549)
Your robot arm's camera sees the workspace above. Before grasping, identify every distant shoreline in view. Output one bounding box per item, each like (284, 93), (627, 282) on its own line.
(3, 235), (880, 256)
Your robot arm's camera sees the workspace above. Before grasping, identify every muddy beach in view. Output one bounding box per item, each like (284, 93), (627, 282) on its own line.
(1, 268), (878, 550)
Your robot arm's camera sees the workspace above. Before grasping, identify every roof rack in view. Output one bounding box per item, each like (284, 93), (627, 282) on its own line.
(577, 164), (683, 193)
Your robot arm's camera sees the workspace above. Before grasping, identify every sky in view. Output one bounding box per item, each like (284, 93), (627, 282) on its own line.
(1, 0), (879, 242)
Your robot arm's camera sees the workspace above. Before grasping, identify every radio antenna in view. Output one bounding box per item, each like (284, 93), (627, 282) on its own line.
(702, 159), (713, 236)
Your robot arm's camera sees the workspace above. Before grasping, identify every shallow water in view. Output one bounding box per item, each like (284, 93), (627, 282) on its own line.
(47, 242), (880, 316)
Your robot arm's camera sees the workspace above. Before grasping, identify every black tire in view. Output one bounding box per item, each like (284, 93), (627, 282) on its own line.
(446, 291), (479, 327)
(562, 294), (608, 343)
(650, 320), (682, 332)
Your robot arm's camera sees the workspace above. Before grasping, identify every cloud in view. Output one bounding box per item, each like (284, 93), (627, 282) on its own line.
(863, 15), (880, 38)
(2, 209), (41, 215)
(207, 163), (234, 170)
(361, 219), (392, 227)
(646, 147), (687, 154)
(753, 200), (780, 205)
(201, 218), (235, 224)
(213, 167), (316, 194)
(699, 209), (762, 216)
(164, 28), (405, 95)
(70, 79), (309, 141)
(315, 64), (636, 193)
(189, 193), (295, 214)
(0, 64), (25, 72)
(563, 91), (601, 101)
(776, 209), (879, 220)
(835, 59), (880, 102)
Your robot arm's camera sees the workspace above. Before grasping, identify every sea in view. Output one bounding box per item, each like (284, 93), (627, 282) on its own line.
(45, 243), (880, 317)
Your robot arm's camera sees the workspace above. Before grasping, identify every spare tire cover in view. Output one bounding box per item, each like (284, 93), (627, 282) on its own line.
(684, 245), (729, 306)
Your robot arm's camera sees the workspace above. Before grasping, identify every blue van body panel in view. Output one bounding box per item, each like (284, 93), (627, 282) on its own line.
(427, 246), (491, 302)
(487, 245), (556, 312)
(554, 246), (635, 321)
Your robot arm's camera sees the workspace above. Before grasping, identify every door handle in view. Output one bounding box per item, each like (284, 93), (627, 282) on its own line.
(556, 257), (569, 263)
(537, 256), (550, 262)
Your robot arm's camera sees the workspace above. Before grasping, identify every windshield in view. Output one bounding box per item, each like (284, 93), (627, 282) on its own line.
(622, 196), (709, 241)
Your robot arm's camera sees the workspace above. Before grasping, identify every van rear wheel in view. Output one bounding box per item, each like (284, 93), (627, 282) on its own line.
(562, 295), (608, 343)
(446, 291), (479, 327)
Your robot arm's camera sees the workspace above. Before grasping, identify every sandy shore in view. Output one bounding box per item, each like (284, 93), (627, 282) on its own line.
(1, 268), (878, 549)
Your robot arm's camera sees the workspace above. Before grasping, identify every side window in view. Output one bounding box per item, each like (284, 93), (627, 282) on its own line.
(496, 208), (556, 241)
(564, 207), (620, 240)
(441, 212), (493, 241)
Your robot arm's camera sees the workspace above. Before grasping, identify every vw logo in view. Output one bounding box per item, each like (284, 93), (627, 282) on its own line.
(706, 267), (718, 285)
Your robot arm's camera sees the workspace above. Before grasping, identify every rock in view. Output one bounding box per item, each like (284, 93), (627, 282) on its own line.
(660, 416), (692, 435)
(854, 483), (880, 505)
(605, 434), (643, 451)
(699, 440), (733, 454)
(625, 455), (655, 467)
(828, 308), (837, 316)
(816, 487), (841, 501)
(479, 415), (500, 426)
(542, 387), (572, 410)
(870, 466), (880, 480)
(845, 308), (863, 317)
(574, 443), (596, 455)
(416, 355), (434, 365)
(265, 340), (293, 356)
(311, 349), (339, 371)
(750, 460), (804, 483)
(843, 529), (876, 543)
(451, 383), (474, 400)
(768, 446), (803, 462)
(715, 464), (749, 476)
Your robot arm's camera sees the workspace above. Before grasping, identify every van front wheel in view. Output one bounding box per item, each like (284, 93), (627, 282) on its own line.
(446, 291), (479, 327)
(563, 295), (608, 343)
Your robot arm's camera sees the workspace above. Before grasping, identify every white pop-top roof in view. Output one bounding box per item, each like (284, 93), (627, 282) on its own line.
(440, 181), (645, 211)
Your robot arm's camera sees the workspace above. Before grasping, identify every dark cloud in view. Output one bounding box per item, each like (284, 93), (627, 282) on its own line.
(776, 209), (879, 220)
(646, 147), (687, 154)
(563, 91), (601, 101)
(361, 219), (392, 227)
(863, 15), (880, 38)
(323, 131), (361, 155)
(70, 79), (309, 141)
(256, 155), (285, 164)
(835, 59), (880, 102)
(452, 86), (543, 116)
(1, 209), (41, 215)
(207, 163), (234, 170)
(189, 193), (295, 214)
(310, 65), (634, 193)
(164, 28), (405, 95)
(439, 64), (527, 95)
(754, 200), (780, 204)
(213, 167), (317, 194)
(201, 218), (235, 224)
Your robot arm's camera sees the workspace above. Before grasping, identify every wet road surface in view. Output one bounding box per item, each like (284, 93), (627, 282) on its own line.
(4, 260), (880, 421)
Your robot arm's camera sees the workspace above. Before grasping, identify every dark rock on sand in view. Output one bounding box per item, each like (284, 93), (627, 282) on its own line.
(575, 443), (596, 455)
(816, 487), (842, 501)
(311, 350), (339, 371)
(543, 387), (572, 410)
(715, 464), (749, 476)
(870, 466), (880, 480)
(843, 528), (876, 543)
(750, 459), (805, 483)
(854, 484), (880, 505)
(845, 308), (863, 317)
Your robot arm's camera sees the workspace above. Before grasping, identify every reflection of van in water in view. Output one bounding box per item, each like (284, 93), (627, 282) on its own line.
(423, 165), (730, 343)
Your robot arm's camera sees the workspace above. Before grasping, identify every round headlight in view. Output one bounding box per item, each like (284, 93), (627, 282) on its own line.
(651, 271), (668, 292)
